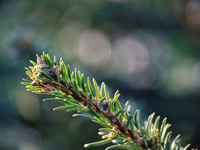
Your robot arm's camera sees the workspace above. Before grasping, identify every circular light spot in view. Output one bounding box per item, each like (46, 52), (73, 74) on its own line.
(16, 91), (40, 121)
(186, 0), (200, 29)
(77, 30), (111, 67)
(112, 36), (149, 74)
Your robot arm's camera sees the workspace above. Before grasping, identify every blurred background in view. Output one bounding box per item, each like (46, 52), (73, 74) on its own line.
(0, 0), (200, 149)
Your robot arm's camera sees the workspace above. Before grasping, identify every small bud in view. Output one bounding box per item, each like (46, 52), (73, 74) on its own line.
(31, 80), (38, 86)
(50, 67), (61, 80)
(42, 83), (54, 93)
(37, 58), (46, 65)
(51, 67), (60, 76)
(102, 100), (109, 111)
(42, 87), (50, 93)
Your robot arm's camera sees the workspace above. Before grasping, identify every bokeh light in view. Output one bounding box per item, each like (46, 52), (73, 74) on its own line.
(15, 90), (40, 121)
(186, 0), (200, 30)
(78, 30), (111, 67)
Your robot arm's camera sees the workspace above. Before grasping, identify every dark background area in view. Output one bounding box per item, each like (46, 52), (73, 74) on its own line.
(0, 0), (200, 149)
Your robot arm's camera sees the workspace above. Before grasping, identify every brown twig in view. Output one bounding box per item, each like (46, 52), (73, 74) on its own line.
(35, 57), (155, 149)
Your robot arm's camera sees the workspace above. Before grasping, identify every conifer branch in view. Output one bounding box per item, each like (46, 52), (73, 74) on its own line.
(22, 52), (191, 150)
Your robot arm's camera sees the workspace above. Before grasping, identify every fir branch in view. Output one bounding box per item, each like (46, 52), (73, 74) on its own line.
(22, 52), (191, 150)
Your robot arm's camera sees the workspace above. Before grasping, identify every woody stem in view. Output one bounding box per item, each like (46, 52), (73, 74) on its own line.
(57, 80), (148, 149)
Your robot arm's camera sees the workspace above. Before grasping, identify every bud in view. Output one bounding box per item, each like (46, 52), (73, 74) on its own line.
(31, 80), (38, 86)
(37, 57), (46, 65)
(102, 100), (109, 111)
(42, 83), (54, 93)
(50, 67), (60, 76)
(50, 67), (61, 80)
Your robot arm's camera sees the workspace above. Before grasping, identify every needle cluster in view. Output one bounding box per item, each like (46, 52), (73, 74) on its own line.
(22, 52), (191, 150)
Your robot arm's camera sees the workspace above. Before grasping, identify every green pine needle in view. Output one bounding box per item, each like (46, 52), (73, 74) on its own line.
(22, 52), (192, 150)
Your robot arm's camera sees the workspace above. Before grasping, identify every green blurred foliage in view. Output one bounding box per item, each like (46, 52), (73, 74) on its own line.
(0, 0), (200, 149)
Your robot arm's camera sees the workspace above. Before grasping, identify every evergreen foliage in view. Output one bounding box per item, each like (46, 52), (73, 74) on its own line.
(22, 52), (191, 150)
